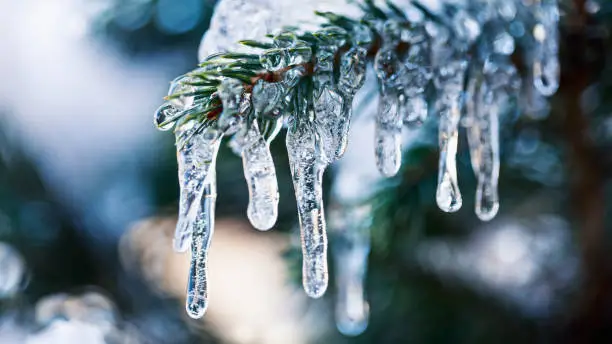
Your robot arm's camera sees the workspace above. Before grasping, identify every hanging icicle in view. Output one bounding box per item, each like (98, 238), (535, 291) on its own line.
(532, 0), (560, 96)
(374, 20), (405, 177)
(434, 57), (467, 213)
(185, 169), (218, 319)
(313, 27), (349, 162)
(286, 85), (329, 298)
(240, 121), (280, 231)
(401, 24), (432, 126)
(329, 204), (371, 337)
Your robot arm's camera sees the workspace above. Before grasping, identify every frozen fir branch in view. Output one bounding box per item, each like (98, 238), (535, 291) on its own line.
(152, 0), (562, 332)
(155, 0), (436, 132)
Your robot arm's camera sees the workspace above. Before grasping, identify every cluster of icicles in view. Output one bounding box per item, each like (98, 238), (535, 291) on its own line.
(153, 0), (560, 335)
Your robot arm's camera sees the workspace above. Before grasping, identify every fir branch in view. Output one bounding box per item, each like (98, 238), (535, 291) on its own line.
(159, 0), (440, 130)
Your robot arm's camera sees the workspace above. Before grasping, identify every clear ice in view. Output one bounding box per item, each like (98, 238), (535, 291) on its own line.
(374, 20), (404, 177)
(286, 94), (329, 298)
(434, 57), (467, 213)
(330, 204), (371, 337)
(240, 121), (280, 230)
(217, 78), (245, 135)
(186, 169), (217, 319)
(173, 124), (222, 252)
(314, 45), (347, 162)
(154, 103), (181, 131)
(401, 24), (432, 126)
(532, 0), (560, 96)
(466, 56), (520, 220)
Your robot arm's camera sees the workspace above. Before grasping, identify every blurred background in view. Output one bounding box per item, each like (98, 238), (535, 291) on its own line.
(0, 0), (611, 343)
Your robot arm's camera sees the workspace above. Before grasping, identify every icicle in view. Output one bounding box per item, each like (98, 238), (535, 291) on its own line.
(434, 57), (467, 213)
(314, 46), (345, 162)
(286, 91), (328, 298)
(241, 121), (280, 230)
(173, 124), (222, 252)
(313, 27), (348, 162)
(330, 204), (370, 337)
(186, 168), (217, 319)
(375, 92), (402, 177)
(532, 0), (560, 96)
(474, 87), (500, 221)
(374, 20), (404, 177)
(466, 73), (497, 221)
(436, 94), (462, 212)
(401, 24), (432, 126)
(467, 56), (520, 221)
(334, 24), (371, 159)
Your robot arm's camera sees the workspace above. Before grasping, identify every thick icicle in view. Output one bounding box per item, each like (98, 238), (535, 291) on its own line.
(434, 57), (467, 213)
(286, 92), (328, 298)
(241, 121), (280, 230)
(186, 169), (217, 319)
(532, 0), (560, 96)
(330, 204), (371, 337)
(173, 125), (222, 252)
(335, 24), (371, 160)
(313, 28), (348, 162)
(374, 20), (405, 177)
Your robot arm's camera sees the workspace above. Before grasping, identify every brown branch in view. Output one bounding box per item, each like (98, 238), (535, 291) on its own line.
(562, 0), (610, 342)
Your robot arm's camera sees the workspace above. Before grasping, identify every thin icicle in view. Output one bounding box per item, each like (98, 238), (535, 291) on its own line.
(186, 169), (217, 319)
(287, 91), (328, 298)
(401, 24), (432, 126)
(466, 73), (499, 221)
(436, 93), (463, 213)
(173, 125), (222, 252)
(374, 20), (405, 177)
(241, 121), (280, 230)
(532, 0), (560, 96)
(330, 204), (370, 337)
(432, 38), (467, 212)
(468, 56), (520, 220)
